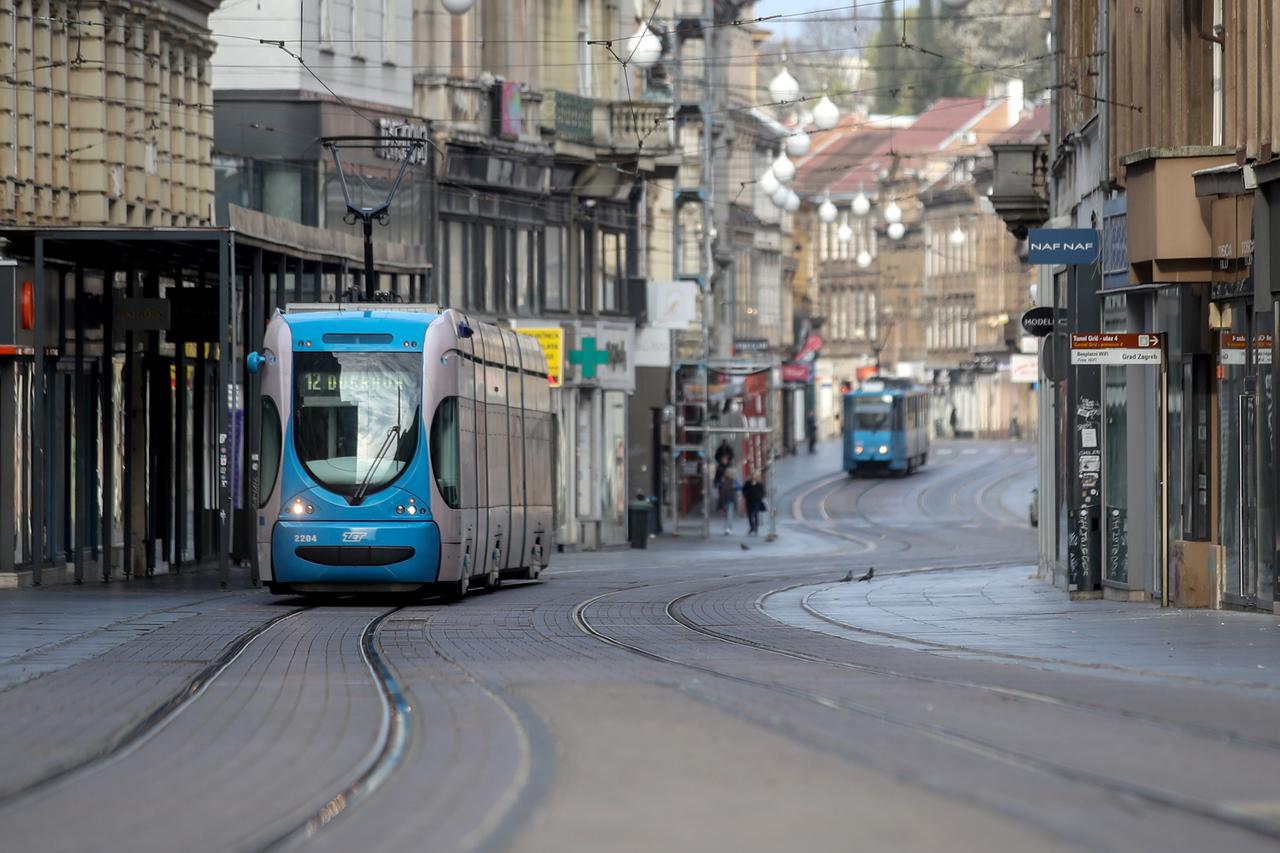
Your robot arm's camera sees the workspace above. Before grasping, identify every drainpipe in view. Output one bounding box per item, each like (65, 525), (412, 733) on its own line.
(1212, 0), (1224, 146)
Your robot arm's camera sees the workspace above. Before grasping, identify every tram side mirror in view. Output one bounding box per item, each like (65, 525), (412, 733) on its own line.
(246, 351), (265, 374)
(458, 322), (474, 339)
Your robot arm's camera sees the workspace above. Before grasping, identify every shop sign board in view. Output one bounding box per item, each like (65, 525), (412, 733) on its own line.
(647, 280), (699, 330)
(780, 361), (812, 383)
(569, 320), (636, 392)
(1027, 228), (1101, 265)
(516, 327), (564, 387)
(1219, 332), (1273, 365)
(733, 338), (771, 354)
(1069, 333), (1163, 365)
(1009, 353), (1039, 383)
(1020, 306), (1057, 337)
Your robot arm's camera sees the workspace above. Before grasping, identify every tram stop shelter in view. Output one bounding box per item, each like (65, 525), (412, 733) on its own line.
(0, 210), (430, 588)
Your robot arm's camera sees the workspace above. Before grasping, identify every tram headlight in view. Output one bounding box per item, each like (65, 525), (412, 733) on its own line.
(396, 505), (405, 515)
(854, 445), (864, 454)
(291, 500), (305, 515)
(407, 505), (417, 515)
(878, 445), (889, 455)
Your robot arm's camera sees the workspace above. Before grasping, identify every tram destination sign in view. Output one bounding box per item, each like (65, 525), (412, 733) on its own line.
(1070, 333), (1163, 365)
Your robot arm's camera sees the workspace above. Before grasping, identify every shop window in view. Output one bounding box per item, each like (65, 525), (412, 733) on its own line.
(516, 229), (531, 315)
(578, 226), (596, 313)
(445, 219), (467, 309)
(601, 230), (625, 313)
(545, 225), (568, 311)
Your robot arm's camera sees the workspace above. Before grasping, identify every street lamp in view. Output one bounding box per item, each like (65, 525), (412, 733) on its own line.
(837, 220), (853, 243)
(949, 224), (967, 245)
(813, 93), (840, 130)
(772, 149), (796, 184)
(887, 221), (906, 241)
(856, 249), (872, 268)
(818, 197), (838, 223)
(759, 167), (780, 197)
(884, 200), (902, 224)
(786, 129), (812, 157)
(851, 190), (871, 216)
(768, 64), (800, 105)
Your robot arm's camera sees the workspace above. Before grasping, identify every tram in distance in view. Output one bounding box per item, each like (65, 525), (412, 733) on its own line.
(842, 378), (931, 477)
(247, 305), (554, 598)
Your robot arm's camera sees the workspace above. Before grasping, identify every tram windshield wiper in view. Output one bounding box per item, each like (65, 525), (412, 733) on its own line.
(351, 424), (400, 505)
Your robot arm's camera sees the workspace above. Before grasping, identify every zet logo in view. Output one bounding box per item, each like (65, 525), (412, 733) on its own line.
(341, 530), (369, 543)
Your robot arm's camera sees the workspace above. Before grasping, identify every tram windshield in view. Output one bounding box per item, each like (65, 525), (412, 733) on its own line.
(853, 400), (891, 432)
(293, 351), (422, 499)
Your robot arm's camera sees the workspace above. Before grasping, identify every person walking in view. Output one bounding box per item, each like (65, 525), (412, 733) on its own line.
(742, 474), (766, 535)
(718, 467), (740, 534)
(713, 439), (735, 487)
(805, 410), (818, 454)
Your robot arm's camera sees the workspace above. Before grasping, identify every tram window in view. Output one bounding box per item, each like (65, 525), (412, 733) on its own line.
(431, 397), (462, 508)
(854, 402), (890, 432)
(259, 397), (281, 509)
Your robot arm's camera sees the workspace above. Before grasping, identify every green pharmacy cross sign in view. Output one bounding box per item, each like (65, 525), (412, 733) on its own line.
(569, 337), (610, 379)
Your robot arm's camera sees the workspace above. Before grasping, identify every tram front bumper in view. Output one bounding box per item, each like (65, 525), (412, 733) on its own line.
(272, 519), (442, 584)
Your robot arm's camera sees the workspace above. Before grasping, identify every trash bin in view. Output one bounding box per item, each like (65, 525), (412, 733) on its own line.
(628, 500), (652, 549)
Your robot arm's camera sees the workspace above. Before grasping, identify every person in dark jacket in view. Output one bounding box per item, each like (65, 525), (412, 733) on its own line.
(805, 410), (818, 454)
(713, 439), (735, 486)
(742, 474), (766, 535)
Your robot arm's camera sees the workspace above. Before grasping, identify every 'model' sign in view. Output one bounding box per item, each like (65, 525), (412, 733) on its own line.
(1020, 306), (1057, 337)
(1027, 228), (1101, 265)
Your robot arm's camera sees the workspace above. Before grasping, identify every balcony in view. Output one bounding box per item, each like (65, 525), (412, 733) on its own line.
(414, 76), (543, 143)
(987, 142), (1049, 239)
(608, 100), (673, 152)
(544, 90), (675, 155)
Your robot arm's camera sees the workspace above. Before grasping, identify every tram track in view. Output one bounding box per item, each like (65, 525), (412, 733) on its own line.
(0, 606), (310, 808)
(569, 578), (1280, 846)
(252, 607), (411, 852)
(0, 602), (416, 853)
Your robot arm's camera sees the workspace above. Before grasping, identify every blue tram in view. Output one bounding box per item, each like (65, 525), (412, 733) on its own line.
(841, 379), (930, 476)
(247, 305), (554, 598)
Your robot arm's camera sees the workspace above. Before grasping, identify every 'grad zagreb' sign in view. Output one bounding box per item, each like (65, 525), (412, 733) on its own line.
(1027, 228), (1101, 265)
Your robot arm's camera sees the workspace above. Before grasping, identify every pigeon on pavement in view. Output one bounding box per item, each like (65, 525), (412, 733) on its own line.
(839, 571), (853, 582)
(857, 567), (875, 582)
(740, 543), (751, 551)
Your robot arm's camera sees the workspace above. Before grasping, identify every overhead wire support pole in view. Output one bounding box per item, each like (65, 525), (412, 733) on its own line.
(322, 137), (425, 302)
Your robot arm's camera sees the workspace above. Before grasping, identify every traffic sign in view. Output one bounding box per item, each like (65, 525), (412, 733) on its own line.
(1070, 333), (1163, 365)
(1020, 306), (1057, 337)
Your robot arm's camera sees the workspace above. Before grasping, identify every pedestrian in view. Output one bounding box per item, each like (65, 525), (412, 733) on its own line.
(718, 467), (740, 534)
(949, 407), (959, 437)
(713, 439), (735, 487)
(805, 410), (818, 455)
(742, 473), (766, 535)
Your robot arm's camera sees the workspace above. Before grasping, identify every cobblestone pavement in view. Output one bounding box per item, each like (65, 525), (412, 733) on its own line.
(6, 440), (1280, 852)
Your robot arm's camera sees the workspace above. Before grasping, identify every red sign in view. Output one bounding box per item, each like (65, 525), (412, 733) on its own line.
(795, 334), (823, 361)
(781, 362), (812, 382)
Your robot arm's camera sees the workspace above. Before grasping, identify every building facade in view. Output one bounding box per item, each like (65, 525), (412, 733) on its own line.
(1020, 0), (1280, 610)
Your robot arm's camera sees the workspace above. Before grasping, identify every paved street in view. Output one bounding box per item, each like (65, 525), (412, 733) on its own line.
(4, 440), (1280, 852)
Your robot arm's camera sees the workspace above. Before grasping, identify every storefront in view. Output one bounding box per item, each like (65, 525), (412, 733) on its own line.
(214, 99), (435, 290)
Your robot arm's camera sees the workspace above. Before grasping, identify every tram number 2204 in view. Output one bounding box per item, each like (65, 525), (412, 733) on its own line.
(294, 534), (318, 543)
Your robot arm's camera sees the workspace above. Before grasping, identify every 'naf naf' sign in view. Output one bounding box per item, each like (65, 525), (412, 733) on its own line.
(1027, 228), (1101, 265)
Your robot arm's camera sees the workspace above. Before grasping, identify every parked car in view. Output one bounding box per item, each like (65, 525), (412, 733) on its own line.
(1029, 487), (1039, 527)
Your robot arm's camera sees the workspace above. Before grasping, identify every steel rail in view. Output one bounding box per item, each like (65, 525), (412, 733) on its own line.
(571, 582), (1280, 845)
(252, 607), (412, 852)
(0, 607), (309, 809)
